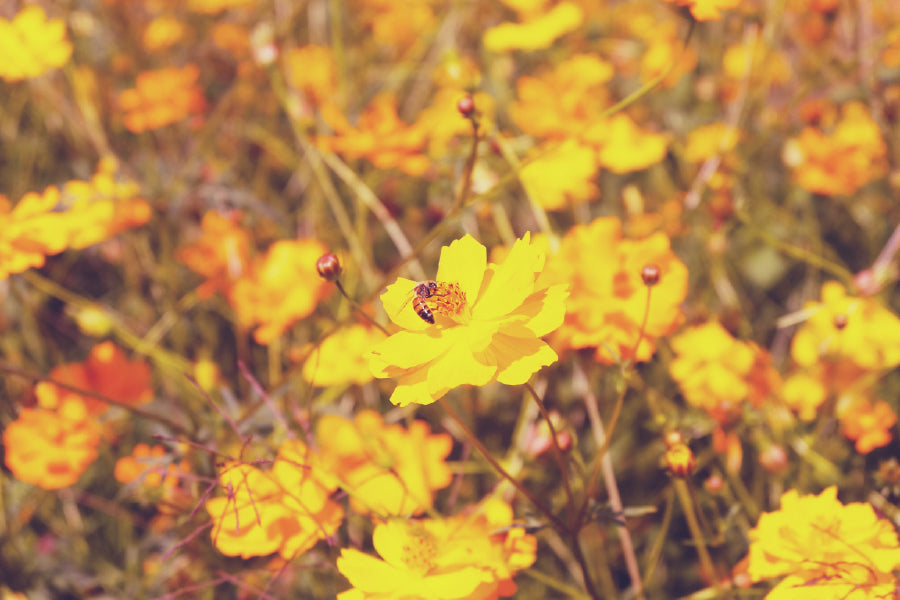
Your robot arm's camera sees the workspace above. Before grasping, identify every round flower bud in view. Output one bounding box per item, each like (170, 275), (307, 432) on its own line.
(832, 313), (848, 330)
(641, 264), (661, 287)
(758, 444), (788, 475)
(316, 253), (341, 281)
(457, 95), (475, 118)
(665, 442), (695, 477)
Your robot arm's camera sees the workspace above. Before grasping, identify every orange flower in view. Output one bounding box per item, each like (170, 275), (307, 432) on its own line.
(337, 498), (537, 600)
(662, 0), (740, 21)
(0, 186), (70, 280)
(322, 94), (430, 177)
(300, 325), (386, 386)
(119, 65), (208, 133)
(547, 217), (688, 364)
(115, 443), (192, 510)
(356, 0), (437, 52)
(175, 210), (251, 299)
(228, 238), (332, 344)
(0, 6), (73, 82)
(483, 2), (584, 52)
(510, 54), (614, 141)
(3, 400), (101, 489)
(520, 140), (600, 210)
(205, 441), (343, 559)
(838, 396), (897, 454)
(790, 281), (900, 370)
(284, 45), (338, 106)
(314, 411), (453, 516)
(142, 16), (187, 52)
(783, 102), (887, 196)
(585, 114), (668, 174)
(187, 0), (254, 14)
(35, 341), (154, 417)
(61, 157), (152, 249)
(416, 88), (495, 161)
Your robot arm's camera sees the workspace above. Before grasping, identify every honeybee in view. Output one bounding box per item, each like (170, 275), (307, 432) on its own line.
(398, 280), (464, 325)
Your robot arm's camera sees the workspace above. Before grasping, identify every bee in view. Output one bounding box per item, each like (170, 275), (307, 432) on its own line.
(398, 280), (465, 325)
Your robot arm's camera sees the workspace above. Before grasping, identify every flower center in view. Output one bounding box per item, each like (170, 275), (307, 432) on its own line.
(427, 281), (468, 323)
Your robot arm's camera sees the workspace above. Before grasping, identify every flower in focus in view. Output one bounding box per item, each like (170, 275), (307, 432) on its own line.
(783, 102), (887, 196)
(118, 65), (208, 133)
(0, 186), (71, 280)
(662, 0), (740, 21)
(746, 486), (900, 599)
(229, 238), (333, 344)
(369, 233), (567, 406)
(61, 157), (152, 249)
(0, 6), (73, 82)
(837, 395), (897, 455)
(790, 281), (900, 370)
(321, 93), (431, 177)
(300, 325), (386, 387)
(520, 139), (599, 210)
(510, 54), (614, 140)
(547, 217), (687, 364)
(314, 411), (453, 516)
(670, 322), (781, 418)
(337, 498), (537, 600)
(3, 400), (101, 490)
(585, 114), (669, 174)
(205, 441), (343, 559)
(483, 1), (584, 53)
(35, 341), (154, 417)
(175, 210), (251, 299)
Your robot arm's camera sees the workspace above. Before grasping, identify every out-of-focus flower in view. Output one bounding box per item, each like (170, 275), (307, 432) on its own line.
(0, 187), (71, 280)
(337, 498), (537, 600)
(640, 29), (698, 87)
(300, 325), (386, 387)
(284, 45), (338, 106)
(205, 441), (343, 559)
(356, 0), (437, 52)
(142, 16), (187, 52)
(211, 23), (250, 58)
(118, 65), (208, 133)
(720, 36), (791, 102)
(0, 6), (72, 82)
(510, 54), (614, 140)
(229, 238), (332, 344)
(369, 233), (567, 406)
(883, 27), (900, 68)
(416, 89), (495, 161)
(838, 395), (897, 454)
(585, 114), (668, 174)
(746, 486), (900, 599)
(790, 281), (900, 370)
(547, 217), (687, 364)
(35, 341), (153, 417)
(783, 102), (887, 196)
(3, 400), (101, 490)
(187, 0), (254, 14)
(662, 0), (740, 21)
(315, 411), (453, 516)
(670, 322), (780, 418)
(520, 140), (599, 210)
(522, 411), (572, 458)
(683, 122), (741, 163)
(781, 369), (827, 421)
(61, 157), (152, 249)
(115, 443), (192, 510)
(484, 2), (584, 52)
(321, 94), (430, 177)
(175, 210), (251, 299)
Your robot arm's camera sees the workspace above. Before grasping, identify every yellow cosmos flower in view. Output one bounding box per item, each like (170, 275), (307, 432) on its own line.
(369, 233), (567, 406)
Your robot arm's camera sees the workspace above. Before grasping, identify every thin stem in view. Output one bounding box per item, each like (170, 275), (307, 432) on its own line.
(523, 382), (575, 518)
(437, 397), (566, 533)
(334, 280), (389, 336)
(451, 114), (480, 213)
(673, 478), (719, 588)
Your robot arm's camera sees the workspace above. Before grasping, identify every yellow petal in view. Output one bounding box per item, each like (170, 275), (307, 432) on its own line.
(486, 326), (559, 384)
(391, 367), (439, 406)
(370, 329), (453, 374)
(435, 234), (487, 306)
(508, 283), (568, 336)
(381, 277), (431, 330)
(426, 341), (496, 394)
(473, 233), (543, 321)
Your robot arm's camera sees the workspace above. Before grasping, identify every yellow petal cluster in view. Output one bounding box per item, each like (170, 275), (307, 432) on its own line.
(484, 2), (584, 53)
(0, 6), (72, 82)
(369, 233), (567, 406)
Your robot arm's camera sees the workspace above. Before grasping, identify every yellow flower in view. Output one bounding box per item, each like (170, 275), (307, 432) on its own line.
(662, 0), (740, 21)
(747, 486), (900, 599)
(0, 187), (70, 280)
(585, 114), (668, 174)
(369, 233), (567, 406)
(314, 411), (453, 516)
(520, 139), (600, 211)
(302, 325), (387, 387)
(483, 2), (584, 53)
(790, 281), (900, 370)
(0, 6), (72, 82)
(337, 498), (537, 600)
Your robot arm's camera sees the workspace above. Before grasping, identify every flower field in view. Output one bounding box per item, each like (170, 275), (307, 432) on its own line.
(3, 0), (900, 598)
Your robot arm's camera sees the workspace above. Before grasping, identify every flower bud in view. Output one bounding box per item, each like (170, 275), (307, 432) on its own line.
(457, 95), (475, 118)
(641, 264), (661, 287)
(832, 313), (848, 330)
(316, 253), (341, 281)
(665, 442), (695, 477)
